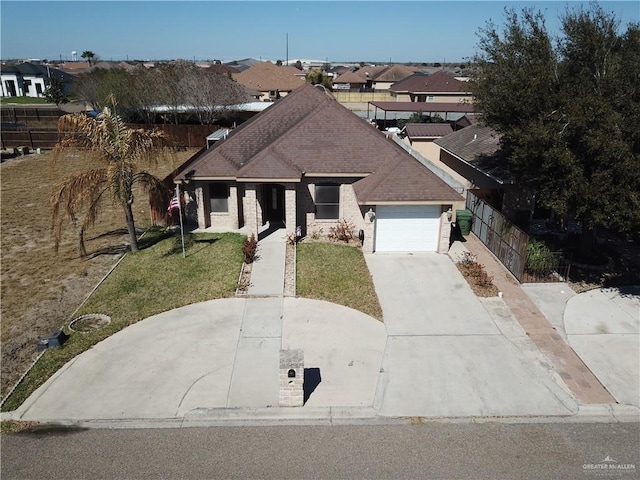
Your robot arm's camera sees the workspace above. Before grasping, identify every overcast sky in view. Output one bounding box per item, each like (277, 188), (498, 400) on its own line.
(1, 1), (638, 64)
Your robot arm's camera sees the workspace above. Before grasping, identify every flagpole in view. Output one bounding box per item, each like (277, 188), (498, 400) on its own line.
(176, 183), (186, 258)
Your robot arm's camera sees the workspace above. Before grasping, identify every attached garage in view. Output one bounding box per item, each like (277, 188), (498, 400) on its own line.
(375, 205), (441, 252)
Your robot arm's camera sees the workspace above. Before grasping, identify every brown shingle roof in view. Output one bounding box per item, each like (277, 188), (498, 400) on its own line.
(208, 64), (240, 75)
(434, 124), (512, 183)
(232, 61), (305, 92)
(404, 123), (454, 139)
(390, 70), (469, 94)
(333, 70), (367, 85)
(373, 65), (421, 82)
(353, 154), (463, 203)
(176, 83), (462, 202)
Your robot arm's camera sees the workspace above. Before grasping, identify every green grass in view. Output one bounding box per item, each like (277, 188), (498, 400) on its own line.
(296, 242), (383, 320)
(1, 229), (244, 412)
(1, 97), (52, 105)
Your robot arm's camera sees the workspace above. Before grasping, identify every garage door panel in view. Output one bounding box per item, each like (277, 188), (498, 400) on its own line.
(375, 205), (440, 252)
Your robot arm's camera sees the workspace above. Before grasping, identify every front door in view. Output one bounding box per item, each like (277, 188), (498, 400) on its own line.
(264, 184), (285, 224)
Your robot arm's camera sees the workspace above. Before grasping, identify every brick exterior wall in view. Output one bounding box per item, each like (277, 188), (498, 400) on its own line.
(301, 177), (367, 241)
(279, 349), (304, 407)
(193, 181), (239, 230)
(243, 184), (259, 238)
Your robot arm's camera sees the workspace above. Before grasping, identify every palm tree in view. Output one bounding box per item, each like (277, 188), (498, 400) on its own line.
(51, 100), (172, 256)
(81, 50), (96, 66)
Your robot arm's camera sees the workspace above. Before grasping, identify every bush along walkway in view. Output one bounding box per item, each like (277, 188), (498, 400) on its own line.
(463, 234), (615, 404)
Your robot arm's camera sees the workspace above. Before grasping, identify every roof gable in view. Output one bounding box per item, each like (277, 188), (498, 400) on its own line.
(434, 124), (512, 182)
(354, 154), (463, 203)
(232, 61), (305, 92)
(390, 70), (468, 94)
(333, 70), (367, 84)
(372, 65), (421, 82)
(405, 123), (453, 138)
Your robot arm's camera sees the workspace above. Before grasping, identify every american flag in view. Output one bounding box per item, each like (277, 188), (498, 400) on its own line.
(168, 193), (180, 212)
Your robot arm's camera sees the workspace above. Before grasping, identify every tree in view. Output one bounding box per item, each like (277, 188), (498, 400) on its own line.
(471, 4), (640, 257)
(51, 99), (172, 256)
(81, 50), (97, 66)
(276, 59), (283, 66)
(295, 60), (303, 70)
(72, 62), (250, 125)
(43, 77), (69, 105)
(305, 70), (332, 90)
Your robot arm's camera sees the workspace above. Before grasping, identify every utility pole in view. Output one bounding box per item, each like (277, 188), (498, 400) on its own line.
(286, 33), (289, 66)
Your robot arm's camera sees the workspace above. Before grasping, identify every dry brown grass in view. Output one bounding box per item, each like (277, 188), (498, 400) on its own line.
(0, 148), (198, 397)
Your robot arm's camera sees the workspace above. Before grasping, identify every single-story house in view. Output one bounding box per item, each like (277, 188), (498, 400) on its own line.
(400, 123), (454, 163)
(332, 64), (420, 92)
(390, 71), (473, 104)
(331, 70), (367, 92)
(434, 124), (536, 221)
(232, 61), (305, 102)
(174, 83), (464, 253)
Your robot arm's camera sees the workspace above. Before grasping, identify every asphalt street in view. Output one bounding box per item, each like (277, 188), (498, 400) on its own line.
(2, 422), (639, 479)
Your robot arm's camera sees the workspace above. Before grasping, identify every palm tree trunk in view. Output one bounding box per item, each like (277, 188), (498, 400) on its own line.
(124, 202), (139, 253)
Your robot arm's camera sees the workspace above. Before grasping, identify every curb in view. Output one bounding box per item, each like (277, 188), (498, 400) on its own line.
(3, 404), (638, 430)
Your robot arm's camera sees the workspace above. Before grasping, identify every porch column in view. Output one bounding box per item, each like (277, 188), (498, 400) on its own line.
(285, 183), (297, 236)
(243, 183), (259, 238)
(194, 182), (208, 229)
(362, 207), (376, 254)
(437, 206), (453, 254)
(228, 184), (239, 229)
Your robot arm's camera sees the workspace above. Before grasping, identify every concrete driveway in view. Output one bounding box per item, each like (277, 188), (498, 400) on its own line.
(12, 298), (387, 421)
(366, 253), (577, 418)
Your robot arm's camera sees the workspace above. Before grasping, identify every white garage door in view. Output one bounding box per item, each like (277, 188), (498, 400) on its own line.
(375, 205), (441, 252)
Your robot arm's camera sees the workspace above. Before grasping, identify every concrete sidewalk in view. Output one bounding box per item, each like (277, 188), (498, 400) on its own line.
(247, 225), (287, 296)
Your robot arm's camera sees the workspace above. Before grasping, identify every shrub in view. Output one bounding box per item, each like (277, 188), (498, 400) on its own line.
(309, 227), (324, 241)
(242, 234), (258, 263)
(328, 219), (355, 243)
(286, 232), (298, 245)
(456, 251), (498, 295)
(526, 239), (556, 276)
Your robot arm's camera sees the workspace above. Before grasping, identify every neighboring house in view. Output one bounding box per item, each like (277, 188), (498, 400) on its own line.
(390, 70), (473, 103)
(367, 64), (422, 91)
(401, 123), (454, 161)
(174, 83), (464, 254)
(332, 70), (367, 91)
(333, 64), (419, 92)
(0, 62), (73, 98)
(232, 61), (306, 101)
(433, 124), (534, 221)
(57, 61), (93, 75)
(224, 58), (262, 72)
(208, 64), (241, 75)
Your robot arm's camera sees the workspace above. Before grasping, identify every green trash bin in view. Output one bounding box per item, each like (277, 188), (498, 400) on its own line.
(456, 209), (473, 236)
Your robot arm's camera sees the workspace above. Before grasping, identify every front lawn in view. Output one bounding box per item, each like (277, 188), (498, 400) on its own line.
(1, 230), (244, 411)
(296, 242), (382, 320)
